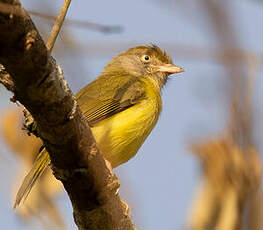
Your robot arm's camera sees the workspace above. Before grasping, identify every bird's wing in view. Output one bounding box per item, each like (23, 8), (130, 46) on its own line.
(76, 74), (146, 126)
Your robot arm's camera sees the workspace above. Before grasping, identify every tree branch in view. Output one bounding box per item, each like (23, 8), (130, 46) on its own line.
(46, 0), (71, 51)
(0, 64), (14, 92)
(0, 1), (134, 229)
(28, 10), (123, 34)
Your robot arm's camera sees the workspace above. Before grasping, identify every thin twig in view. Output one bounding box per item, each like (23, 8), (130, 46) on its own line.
(46, 0), (72, 51)
(28, 10), (123, 34)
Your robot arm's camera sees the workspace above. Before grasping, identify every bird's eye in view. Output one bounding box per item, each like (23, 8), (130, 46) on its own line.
(141, 55), (151, 63)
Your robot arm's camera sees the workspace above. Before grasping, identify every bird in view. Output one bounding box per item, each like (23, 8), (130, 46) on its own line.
(14, 44), (184, 208)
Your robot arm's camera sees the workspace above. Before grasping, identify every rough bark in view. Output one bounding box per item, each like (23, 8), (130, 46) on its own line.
(0, 1), (134, 229)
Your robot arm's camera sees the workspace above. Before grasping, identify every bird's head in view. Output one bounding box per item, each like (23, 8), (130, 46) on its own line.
(103, 45), (184, 88)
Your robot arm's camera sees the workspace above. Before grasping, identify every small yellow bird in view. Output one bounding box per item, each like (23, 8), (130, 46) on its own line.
(14, 45), (183, 207)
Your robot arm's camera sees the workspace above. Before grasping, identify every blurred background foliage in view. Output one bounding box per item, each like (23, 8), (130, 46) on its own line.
(0, 0), (263, 229)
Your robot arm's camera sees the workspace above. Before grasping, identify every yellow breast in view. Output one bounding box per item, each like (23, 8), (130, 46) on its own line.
(91, 78), (162, 168)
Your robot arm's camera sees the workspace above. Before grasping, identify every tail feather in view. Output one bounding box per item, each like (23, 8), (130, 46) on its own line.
(14, 149), (50, 208)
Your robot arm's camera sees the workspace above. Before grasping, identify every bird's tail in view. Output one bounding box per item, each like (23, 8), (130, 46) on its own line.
(14, 149), (50, 208)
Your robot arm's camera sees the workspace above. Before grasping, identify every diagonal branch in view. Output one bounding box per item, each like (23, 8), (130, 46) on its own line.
(0, 1), (134, 229)
(28, 10), (123, 34)
(46, 0), (71, 51)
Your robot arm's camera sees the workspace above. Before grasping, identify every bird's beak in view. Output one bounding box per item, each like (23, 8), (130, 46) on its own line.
(157, 64), (184, 75)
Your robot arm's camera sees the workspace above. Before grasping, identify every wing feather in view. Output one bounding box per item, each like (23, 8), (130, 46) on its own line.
(76, 73), (146, 126)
